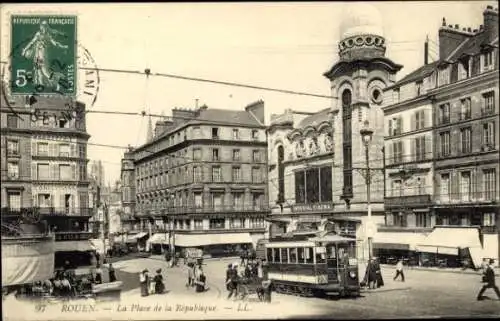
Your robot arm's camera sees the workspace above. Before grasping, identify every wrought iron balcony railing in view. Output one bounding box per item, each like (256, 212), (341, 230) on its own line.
(135, 204), (269, 215)
(1, 207), (93, 217)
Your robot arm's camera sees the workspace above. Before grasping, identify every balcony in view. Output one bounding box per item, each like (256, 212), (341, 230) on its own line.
(136, 205), (269, 216)
(377, 225), (433, 233)
(37, 207), (93, 216)
(384, 194), (432, 209)
(54, 231), (93, 241)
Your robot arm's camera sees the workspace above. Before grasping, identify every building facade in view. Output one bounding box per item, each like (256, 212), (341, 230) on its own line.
(267, 4), (403, 263)
(1, 90), (94, 269)
(123, 101), (269, 255)
(378, 5), (499, 266)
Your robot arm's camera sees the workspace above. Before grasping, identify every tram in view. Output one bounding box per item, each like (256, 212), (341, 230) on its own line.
(264, 231), (360, 298)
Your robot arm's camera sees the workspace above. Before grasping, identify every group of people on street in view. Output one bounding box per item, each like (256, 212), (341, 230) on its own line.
(139, 268), (165, 296)
(362, 258), (384, 289)
(225, 259), (271, 302)
(186, 261), (207, 293)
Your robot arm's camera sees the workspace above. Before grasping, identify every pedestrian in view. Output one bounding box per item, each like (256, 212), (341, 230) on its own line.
(374, 258), (384, 288)
(154, 269), (165, 294)
(195, 267), (206, 293)
(108, 263), (117, 282)
(139, 269), (149, 297)
(240, 249), (247, 266)
(393, 259), (405, 282)
(477, 259), (500, 301)
(225, 263), (233, 291)
(95, 264), (103, 284)
(365, 259), (377, 289)
(227, 263), (239, 300)
(187, 262), (195, 287)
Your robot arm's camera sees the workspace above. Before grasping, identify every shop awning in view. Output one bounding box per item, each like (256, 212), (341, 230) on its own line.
(373, 232), (427, 251)
(54, 240), (94, 252)
(130, 232), (148, 239)
(175, 233), (253, 247)
(147, 233), (169, 245)
(416, 227), (482, 256)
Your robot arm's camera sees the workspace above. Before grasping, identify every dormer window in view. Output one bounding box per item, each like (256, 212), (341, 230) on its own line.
(482, 50), (494, 72)
(438, 64), (450, 86)
(393, 88), (400, 104)
(415, 81), (422, 96)
(458, 59), (469, 80)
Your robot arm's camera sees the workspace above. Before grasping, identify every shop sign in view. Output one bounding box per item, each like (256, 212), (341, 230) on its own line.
(292, 203), (334, 213)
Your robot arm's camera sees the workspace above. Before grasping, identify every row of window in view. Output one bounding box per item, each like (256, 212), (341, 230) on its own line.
(27, 163), (87, 181)
(437, 122), (495, 157)
(391, 50), (496, 104)
(389, 168), (497, 201)
(137, 191), (265, 210)
(152, 217), (266, 230)
(5, 191), (89, 211)
(6, 140), (87, 158)
(137, 165), (264, 191)
(438, 169), (497, 201)
(135, 148), (264, 179)
(438, 91), (495, 125)
(265, 245), (355, 265)
(387, 212), (496, 228)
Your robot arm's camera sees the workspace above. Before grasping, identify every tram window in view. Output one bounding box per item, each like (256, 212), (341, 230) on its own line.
(289, 248), (298, 264)
(327, 245), (336, 259)
(280, 248), (288, 263)
(267, 248), (273, 262)
(297, 247), (305, 263)
(273, 248), (280, 262)
(315, 248), (327, 264)
(305, 247), (314, 264)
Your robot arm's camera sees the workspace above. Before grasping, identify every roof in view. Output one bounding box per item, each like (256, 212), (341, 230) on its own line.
(390, 30), (498, 89)
(390, 61), (439, 88)
(447, 31), (491, 62)
(157, 108), (263, 140)
(297, 108), (330, 128)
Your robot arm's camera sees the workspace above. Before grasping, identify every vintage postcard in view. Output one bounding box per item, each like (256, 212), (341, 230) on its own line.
(1, 2), (499, 321)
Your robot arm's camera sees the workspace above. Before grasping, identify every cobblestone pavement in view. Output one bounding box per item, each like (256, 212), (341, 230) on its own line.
(3, 257), (500, 320)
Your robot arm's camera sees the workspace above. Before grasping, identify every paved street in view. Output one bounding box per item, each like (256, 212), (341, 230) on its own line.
(4, 257), (499, 320)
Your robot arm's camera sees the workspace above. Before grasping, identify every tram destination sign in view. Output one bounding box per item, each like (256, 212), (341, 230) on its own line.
(292, 203), (334, 213)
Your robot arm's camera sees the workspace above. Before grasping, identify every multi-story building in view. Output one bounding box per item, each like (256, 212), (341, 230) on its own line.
(378, 5), (499, 266)
(267, 3), (403, 263)
(120, 147), (139, 234)
(123, 101), (269, 256)
(1, 89), (94, 269)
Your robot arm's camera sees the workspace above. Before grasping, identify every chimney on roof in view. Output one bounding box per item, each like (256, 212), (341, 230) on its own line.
(439, 18), (473, 60)
(483, 5), (498, 43)
(245, 100), (265, 124)
(154, 119), (174, 137)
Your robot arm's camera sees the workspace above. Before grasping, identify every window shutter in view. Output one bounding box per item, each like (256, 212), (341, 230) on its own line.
(49, 143), (56, 157)
(71, 164), (76, 180)
(55, 144), (60, 157)
(475, 170), (484, 200)
(450, 172), (459, 200)
(398, 117), (403, 134)
(410, 138), (416, 162)
(425, 135), (432, 160)
(32, 163), (37, 180)
(386, 212), (394, 226)
(59, 194), (65, 209)
(388, 119), (393, 136)
(411, 113), (416, 131)
(71, 144), (76, 157)
(457, 130), (462, 154)
(31, 142), (36, 156)
(387, 143), (393, 165)
(400, 141), (404, 163)
(71, 195), (75, 211)
(33, 194), (38, 207)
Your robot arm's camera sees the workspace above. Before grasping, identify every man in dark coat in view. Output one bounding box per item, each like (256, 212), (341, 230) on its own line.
(477, 259), (500, 300)
(374, 258), (384, 288)
(108, 263), (117, 282)
(227, 264), (239, 300)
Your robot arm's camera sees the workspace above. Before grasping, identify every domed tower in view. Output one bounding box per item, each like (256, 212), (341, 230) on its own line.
(324, 3), (403, 259)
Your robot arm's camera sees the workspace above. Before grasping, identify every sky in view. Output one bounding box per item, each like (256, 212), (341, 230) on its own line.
(0, 1), (496, 184)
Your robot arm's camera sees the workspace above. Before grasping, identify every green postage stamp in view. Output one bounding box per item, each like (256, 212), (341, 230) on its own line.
(10, 15), (77, 96)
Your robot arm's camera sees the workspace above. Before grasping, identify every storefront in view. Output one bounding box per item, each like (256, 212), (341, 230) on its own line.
(174, 232), (254, 258)
(416, 226), (483, 268)
(372, 231), (427, 265)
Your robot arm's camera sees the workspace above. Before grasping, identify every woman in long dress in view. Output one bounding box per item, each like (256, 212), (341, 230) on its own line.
(154, 269), (165, 294)
(140, 269), (149, 297)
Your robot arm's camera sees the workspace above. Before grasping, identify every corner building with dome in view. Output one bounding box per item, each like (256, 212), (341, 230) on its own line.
(266, 4), (402, 263)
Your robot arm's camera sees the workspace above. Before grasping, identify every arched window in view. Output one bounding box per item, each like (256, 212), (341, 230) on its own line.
(277, 145), (285, 203)
(342, 89), (353, 197)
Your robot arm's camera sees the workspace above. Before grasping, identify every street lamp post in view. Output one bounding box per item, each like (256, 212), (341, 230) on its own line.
(360, 123), (374, 261)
